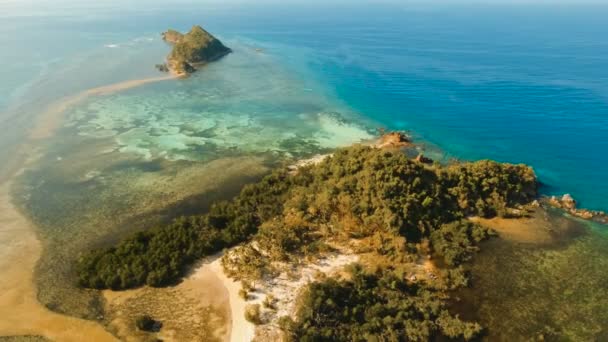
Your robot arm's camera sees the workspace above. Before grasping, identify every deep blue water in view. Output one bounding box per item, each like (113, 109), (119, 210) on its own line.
(1, 1), (607, 210)
(234, 4), (608, 211)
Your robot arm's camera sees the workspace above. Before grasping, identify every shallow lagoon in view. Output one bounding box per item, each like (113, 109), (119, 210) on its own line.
(457, 211), (608, 340)
(65, 42), (374, 161)
(12, 38), (376, 332)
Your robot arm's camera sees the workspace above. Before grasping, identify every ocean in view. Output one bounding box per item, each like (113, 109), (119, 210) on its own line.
(2, 1), (608, 339)
(1, 1), (607, 210)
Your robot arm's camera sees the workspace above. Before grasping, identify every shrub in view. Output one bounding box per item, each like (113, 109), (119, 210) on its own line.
(135, 315), (162, 332)
(244, 304), (262, 325)
(78, 146), (536, 290)
(239, 288), (249, 300)
(288, 267), (482, 341)
(263, 294), (276, 310)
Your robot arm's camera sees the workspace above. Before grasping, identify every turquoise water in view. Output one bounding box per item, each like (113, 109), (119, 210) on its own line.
(1, 1), (607, 210)
(2, 2), (608, 338)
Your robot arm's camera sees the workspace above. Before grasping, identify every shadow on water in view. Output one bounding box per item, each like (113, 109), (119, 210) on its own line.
(451, 209), (608, 341)
(13, 141), (274, 320)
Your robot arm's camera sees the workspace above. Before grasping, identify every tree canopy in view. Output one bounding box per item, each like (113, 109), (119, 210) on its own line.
(282, 265), (482, 341)
(166, 25), (231, 74)
(78, 145), (537, 291)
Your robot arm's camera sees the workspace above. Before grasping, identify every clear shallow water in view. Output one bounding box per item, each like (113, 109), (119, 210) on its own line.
(2, 2), (608, 339)
(1, 2), (607, 210)
(457, 214), (608, 340)
(63, 42), (373, 161)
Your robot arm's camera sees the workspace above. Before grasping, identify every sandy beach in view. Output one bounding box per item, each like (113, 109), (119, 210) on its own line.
(470, 209), (557, 245)
(0, 181), (117, 341)
(0, 75), (177, 340)
(207, 257), (257, 342)
(102, 256), (231, 342)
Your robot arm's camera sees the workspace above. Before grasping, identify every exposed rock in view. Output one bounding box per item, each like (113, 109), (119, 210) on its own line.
(155, 63), (169, 73)
(415, 154), (434, 164)
(561, 194), (576, 210)
(375, 132), (411, 149)
(544, 195), (608, 224)
(574, 210), (595, 220)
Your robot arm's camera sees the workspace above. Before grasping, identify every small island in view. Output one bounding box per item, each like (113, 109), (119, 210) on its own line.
(158, 25), (232, 76)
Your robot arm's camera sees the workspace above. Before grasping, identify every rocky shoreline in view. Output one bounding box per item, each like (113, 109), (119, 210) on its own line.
(377, 132), (607, 226)
(545, 194), (608, 224)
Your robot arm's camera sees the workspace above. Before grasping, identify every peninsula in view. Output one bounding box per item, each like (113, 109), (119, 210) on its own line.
(159, 25), (232, 75)
(77, 133), (539, 340)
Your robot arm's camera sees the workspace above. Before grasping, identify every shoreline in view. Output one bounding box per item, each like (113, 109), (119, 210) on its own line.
(0, 74), (177, 340)
(0, 67), (605, 342)
(102, 254), (231, 341)
(207, 256), (256, 342)
(0, 180), (117, 341)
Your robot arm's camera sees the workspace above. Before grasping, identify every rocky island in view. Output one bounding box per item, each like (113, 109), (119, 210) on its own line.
(159, 25), (232, 75)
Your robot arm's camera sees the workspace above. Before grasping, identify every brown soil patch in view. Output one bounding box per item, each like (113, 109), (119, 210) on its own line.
(103, 259), (230, 342)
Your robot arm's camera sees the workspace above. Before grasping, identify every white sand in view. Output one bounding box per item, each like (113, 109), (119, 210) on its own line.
(261, 254), (358, 321)
(217, 247), (358, 340)
(205, 257), (257, 342)
(288, 153), (332, 173)
(188, 251), (355, 342)
(175, 256), (256, 342)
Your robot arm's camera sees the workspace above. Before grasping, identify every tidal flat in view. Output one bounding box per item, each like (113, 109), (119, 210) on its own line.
(457, 210), (608, 340)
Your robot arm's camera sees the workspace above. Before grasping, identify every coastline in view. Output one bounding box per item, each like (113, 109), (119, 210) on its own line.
(0, 74), (177, 340)
(207, 256), (256, 342)
(0, 66), (605, 342)
(102, 255), (231, 341)
(0, 180), (116, 341)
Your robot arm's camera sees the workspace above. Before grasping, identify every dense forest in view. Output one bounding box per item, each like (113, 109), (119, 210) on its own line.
(78, 145), (537, 290)
(78, 144), (538, 340)
(77, 171), (296, 288)
(281, 265), (482, 341)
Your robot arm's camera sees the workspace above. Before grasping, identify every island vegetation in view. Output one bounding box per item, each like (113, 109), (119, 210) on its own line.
(77, 142), (538, 340)
(160, 25), (231, 75)
(280, 265), (482, 341)
(135, 315), (162, 332)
